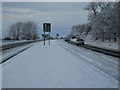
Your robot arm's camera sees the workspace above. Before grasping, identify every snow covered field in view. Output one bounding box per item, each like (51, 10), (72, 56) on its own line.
(70, 39), (119, 52)
(85, 41), (119, 52)
(2, 40), (118, 88)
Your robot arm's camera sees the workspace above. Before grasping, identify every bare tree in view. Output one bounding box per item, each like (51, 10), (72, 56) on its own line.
(8, 23), (17, 40)
(8, 21), (38, 40)
(22, 21), (38, 40)
(70, 24), (91, 38)
(84, 2), (99, 16)
(16, 22), (23, 40)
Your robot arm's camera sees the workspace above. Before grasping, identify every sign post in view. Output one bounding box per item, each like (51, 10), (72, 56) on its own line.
(49, 31), (50, 45)
(44, 31), (45, 45)
(43, 23), (51, 45)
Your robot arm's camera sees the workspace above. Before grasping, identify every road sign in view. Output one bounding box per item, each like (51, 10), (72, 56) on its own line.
(43, 23), (51, 45)
(43, 23), (51, 32)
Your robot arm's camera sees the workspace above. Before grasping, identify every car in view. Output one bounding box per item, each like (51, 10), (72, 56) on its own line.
(76, 38), (84, 45)
(64, 37), (70, 41)
(64, 38), (70, 41)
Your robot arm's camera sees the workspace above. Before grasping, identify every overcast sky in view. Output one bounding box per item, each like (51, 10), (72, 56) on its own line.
(2, 2), (89, 38)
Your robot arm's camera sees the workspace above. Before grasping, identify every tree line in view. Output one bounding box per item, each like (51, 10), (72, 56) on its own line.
(5, 21), (39, 40)
(69, 2), (119, 42)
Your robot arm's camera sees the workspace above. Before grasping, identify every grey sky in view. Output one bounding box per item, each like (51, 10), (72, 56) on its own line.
(0, 2), (2, 38)
(2, 2), (89, 38)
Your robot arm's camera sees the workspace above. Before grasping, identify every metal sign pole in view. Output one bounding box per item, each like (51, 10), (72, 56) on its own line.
(44, 31), (45, 45)
(49, 31), (50, 45)
(43, 23), (51, 46)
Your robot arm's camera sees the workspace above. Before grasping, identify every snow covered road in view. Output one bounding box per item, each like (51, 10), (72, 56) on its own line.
(2, 40), (118, 88)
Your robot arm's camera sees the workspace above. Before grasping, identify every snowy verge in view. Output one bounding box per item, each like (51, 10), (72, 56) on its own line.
(70, 38), (119, 52)
(61, 40), (118, 80)
(0, 63), (1, 89)
(70, 39), (77, 42)
(1, 44), (33, 64)
(85, 41), (119, 52)
(0, 40), (40, 47)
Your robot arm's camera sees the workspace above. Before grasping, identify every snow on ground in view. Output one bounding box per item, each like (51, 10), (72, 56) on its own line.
(59, 40), (118, 80)
(70, 39), (77, 42)
(0, 63), (1, 89)
(70, 37), (118, 52)
(0, 40), (23, 46)
(1, 44), (33, 63)
(0, 40), (35, 47)
(2, 40), (118, 88)
(0, 41), (1, 89)
(85, 41), (119, 52)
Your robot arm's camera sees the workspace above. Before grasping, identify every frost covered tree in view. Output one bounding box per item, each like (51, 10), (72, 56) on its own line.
(85, 2), (119, 42)
(8, 22), (23, 40)
(22, 21), (38, 40)
(8, 21), (38, 40)
(70, 24), (91, 38)
(84, 2), (99, 17)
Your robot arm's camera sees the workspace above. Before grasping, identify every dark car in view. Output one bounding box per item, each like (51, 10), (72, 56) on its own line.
(76, 38), (84, 45)
(65, 38), (70, 41)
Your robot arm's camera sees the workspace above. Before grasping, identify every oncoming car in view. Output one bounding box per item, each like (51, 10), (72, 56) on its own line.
(76, 38), (84, 45)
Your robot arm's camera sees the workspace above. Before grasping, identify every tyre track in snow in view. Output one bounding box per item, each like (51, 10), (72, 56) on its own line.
(59, 40), (118, 81)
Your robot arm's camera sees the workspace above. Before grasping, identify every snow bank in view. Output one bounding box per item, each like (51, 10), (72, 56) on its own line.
(70, 38), (77, 42)
(83, 34), (119, 52)
(0, 40), (35, 47)
(0, 63), (1, 89)
(1, 44), (33, 63)
(85, 41), (119, 52)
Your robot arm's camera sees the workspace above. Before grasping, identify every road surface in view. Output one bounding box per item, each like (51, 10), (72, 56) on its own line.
(2, 40), (118, 88)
